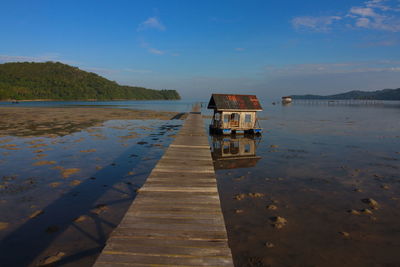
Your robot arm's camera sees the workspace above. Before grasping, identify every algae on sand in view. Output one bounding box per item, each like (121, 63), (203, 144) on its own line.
(62, 168), (80, 178)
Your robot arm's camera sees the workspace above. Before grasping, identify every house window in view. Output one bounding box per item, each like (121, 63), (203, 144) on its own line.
(244, 144), (251, 153)
(231, 113), (240, 122)
(230, 141), (239, 154)
(223, 144), (230, 154)
(223, 114), (230, 123)
(245, 114), (252, 123)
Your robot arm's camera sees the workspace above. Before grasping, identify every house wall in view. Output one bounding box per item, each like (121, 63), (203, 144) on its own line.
(218, 111), (257, 129)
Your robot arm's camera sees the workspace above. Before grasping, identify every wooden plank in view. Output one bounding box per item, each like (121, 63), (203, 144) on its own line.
(111, 228), (228, 241)
(116, 223), (227, 232)
(129, 208), (223, 216)
(170, 144), (210, 149)
(107, 236), (230, 248)
(156, 160), (214, 167)
(162, 153), (211, 158)
(133, 191), (220, 199)
(120, 216), (224, 226)
(161, 154), (211, 159)
(151, 169), (215, 174)
(94, 104), (233, 267)
(95, 253), (233, 266)
(102, 245), (231, 259)
(145, 178), (217, 183)
(154, 165), (214, 171)
(148, 172), (216, 179)
(134, 191), (220, 200)
(124, 212), (225, 220)
(138, 186), (218, 193)
(131, 198), (221, 206)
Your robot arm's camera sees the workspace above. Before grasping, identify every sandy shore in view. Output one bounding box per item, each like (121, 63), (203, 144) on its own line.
(0, 107), (184, 137)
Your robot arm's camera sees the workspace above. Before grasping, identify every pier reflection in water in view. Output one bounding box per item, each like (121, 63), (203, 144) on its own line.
(210, 135), (261, 170)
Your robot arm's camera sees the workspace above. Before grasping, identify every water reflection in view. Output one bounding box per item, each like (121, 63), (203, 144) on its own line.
(211, 135), (261, 170)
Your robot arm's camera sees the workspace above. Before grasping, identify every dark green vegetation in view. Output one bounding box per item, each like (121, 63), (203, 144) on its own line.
(0, 62), (180, 100)
(292, 88), (400, 100)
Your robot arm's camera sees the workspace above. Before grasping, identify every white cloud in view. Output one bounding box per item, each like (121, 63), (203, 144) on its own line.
(83, 67), (118, 75)
(265, 61), (400, 76)
(138, 38), (165, 55)
(148, 48), (164, 55)
(292, 16), (342, 32)
(356, 17), (371, 27)
(0, 54), (60, 63)
(293, 0), (400, 32)
(349, 0), (400, 32)
(350, 7), (378, 17)
(366, 0), (400, 11)
(363, 39), (398, 46)
(137, 17), (165, 31)
(124, 68), (152, 74)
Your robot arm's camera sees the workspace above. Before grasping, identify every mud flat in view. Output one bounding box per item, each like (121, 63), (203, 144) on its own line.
(211, 102), (400, 267)
(0, 105), (184, 266)
(0, 107), (181, 137)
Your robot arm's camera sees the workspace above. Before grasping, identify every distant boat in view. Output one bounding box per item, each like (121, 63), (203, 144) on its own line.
(281, 96), (292, 104)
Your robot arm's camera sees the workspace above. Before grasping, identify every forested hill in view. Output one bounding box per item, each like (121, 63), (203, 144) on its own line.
(0, 62), (181, 100)
(292, 88), (400, 100)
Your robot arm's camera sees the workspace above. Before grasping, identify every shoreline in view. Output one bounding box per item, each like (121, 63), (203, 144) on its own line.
(0, 98), (181, 102)
(0, 106), (184, 137)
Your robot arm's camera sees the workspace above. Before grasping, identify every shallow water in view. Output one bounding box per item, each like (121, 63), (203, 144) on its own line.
(0, 100), (196, 112)
(1, 100), (399, 267)
(0, 118), (182, 266)
(209, 101), (400, 267)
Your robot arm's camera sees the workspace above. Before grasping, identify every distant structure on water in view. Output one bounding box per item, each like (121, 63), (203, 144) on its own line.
(207, 94), (262, 135)
(281, 96), (292, 104)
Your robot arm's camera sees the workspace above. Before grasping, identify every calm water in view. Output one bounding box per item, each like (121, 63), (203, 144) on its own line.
(210, 101), (400, 267)
(0, 100), (196, 112)
(0, 116), (183, 266)
(1, 100), (400, 266)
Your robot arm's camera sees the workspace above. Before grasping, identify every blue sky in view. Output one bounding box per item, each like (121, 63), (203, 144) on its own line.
(1, 0), (400, 100)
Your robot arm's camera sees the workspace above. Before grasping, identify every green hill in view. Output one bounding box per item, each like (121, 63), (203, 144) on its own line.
(292, 88), (400, 100)
(0, 62), (180, 100)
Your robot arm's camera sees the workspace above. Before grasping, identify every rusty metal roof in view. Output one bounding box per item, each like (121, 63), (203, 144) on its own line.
(207, 94), (262, 111)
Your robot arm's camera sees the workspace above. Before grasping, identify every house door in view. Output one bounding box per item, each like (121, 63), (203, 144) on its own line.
(230, 113), (240, 127)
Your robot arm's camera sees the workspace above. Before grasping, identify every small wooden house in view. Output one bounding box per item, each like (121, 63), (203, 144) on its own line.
(207, 94), (263, 135)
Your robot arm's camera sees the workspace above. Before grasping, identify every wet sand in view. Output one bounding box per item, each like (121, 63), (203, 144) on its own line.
(1, 102), (399, 266)
(210, 103), (400, 267)
(0, 107), (183, 137)
(0, 106), (184, 266)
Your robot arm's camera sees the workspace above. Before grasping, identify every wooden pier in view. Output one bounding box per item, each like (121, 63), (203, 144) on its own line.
(94, 106), (234, 266)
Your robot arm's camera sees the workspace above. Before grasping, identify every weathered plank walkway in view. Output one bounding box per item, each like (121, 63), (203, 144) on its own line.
(94, 106), (234, 266)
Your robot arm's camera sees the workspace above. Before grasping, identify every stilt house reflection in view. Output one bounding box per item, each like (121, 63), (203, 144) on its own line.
(211, 135), (261, 170)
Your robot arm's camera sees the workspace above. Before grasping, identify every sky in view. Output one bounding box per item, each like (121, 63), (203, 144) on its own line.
(1, 0), (400, 100)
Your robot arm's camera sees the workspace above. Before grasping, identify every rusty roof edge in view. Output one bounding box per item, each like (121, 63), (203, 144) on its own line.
(208, 94), (263, 110)
(212, 108), (263, 111)
(211, 93), (258, 97)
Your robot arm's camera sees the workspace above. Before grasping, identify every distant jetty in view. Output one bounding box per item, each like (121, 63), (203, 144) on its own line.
(292, 88), (400, 101)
